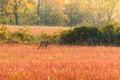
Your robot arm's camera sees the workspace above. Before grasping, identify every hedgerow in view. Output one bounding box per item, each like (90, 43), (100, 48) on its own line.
(0, 23), (120, 46)
(59, 23), (120, 46)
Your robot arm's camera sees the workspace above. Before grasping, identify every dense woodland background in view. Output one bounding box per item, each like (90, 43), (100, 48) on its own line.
(0, 0), (120, 26)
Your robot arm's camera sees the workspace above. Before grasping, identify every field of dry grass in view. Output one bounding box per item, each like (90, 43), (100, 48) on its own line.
(0, 26), (120, 80)
(0, 43), (120, 80)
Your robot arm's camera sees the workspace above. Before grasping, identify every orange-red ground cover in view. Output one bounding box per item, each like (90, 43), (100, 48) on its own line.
(0, 43), (120, 80)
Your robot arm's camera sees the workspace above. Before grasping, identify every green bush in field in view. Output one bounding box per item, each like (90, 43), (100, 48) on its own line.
(115, 30), (120, 45)
(0, 26), (10, 42)
(59, 25), (101, 45)
(113, 25), (120, 46)
(100, 23), (116, 45)
(59, 29), (77, 44)
(74, 25), (99, 45)
(10, 27), (34, 44)
(59, 23), (120, 46)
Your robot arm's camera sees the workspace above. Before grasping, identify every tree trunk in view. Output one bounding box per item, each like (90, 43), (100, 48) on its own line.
(14, 0), (19, 25)
(43, 0), (47, 25)
(14, 12), (18, 25)
(37, 0), (40, 15)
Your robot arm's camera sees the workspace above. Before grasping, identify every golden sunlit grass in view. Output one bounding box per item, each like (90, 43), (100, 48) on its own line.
(0, 43), (120, 80)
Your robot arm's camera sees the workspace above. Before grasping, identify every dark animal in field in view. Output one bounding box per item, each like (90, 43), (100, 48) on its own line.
(37, 41), (52, 49)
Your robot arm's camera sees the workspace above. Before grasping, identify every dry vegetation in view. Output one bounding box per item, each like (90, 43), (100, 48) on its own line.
(0, 43), (120, 80)
(0, 26), (120, 80)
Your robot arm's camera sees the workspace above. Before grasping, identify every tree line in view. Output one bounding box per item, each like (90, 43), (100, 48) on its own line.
(0, 0), (120, 26)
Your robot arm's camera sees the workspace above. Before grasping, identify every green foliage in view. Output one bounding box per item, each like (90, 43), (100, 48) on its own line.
(0, 26), (10, 42)
(24, 14), (41, 25)
(0, 0), (120, 26)
(99, 23), (116, 45)
(115, 29), (120, 45)
(59, 29), (77, 44)
(0, 26), (60, 44)
(1, 23), (120, 46)
(59, 25), (100, 45)
(59, 23), (120, 46)
(10, 27), (34, 44)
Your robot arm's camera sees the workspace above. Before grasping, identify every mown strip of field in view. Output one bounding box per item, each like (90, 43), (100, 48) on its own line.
(7, 26), (70, 35)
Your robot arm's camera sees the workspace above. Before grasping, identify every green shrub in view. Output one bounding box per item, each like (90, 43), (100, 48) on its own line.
(0, 26), (10, 42)
(59, 23), (120, 46)
(10, 27), (34, 44)
(100, 23), (117, 45)
(59, 29), (77, 44)
(113, 26), (120, 45)
(74, 26), (99, 45)
(59, 25), (101, 45)
(1, 23), (120, 46)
